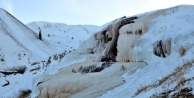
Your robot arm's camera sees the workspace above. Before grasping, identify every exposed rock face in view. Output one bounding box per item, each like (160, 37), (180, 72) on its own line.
(93, 16), (149, 62)
(93, 16), (141, 62)
(92, 8), (177, 62)
(153, 38), (171, 58)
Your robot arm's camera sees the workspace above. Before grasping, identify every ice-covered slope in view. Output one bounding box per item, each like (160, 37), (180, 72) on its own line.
(27, 22), (100, 51)
(31, 5), (194, 98)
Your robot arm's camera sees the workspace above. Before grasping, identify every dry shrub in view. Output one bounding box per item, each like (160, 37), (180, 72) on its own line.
(29, 66), (40, 72)
(120, 65), (126, 71)
(17, 89), (31, 98)
(6, 65), (27, 74)
(151, 87), (194, 98)
(1, 65), (27, 75)
(179, 46), (186, 56)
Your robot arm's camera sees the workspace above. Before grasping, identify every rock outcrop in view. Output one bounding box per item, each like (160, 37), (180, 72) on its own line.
(153, 38), (171, 58)
(92, 16), (149, 62)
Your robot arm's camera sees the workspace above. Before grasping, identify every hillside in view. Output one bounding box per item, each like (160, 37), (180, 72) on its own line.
(0, 8), (62, 97)
(0, 8), (100, 97)
(27, 22), (100, 51)
(0, 9), (60, 68)
(1, 4), (194, 98)
(30, 5), (194, 98)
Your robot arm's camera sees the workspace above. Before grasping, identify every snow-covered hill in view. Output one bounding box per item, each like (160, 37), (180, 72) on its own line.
(0, 8), (100, 97)
(0, 9), (60, 68)
(0, 8), (68, 97)
(27, 21), (100, 51)
(30, 5), (194, 98)
(1, 4), (194, 98)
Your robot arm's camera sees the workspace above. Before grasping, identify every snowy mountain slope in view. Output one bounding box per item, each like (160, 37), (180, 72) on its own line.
(0, 8), (61, 69)
(0, 8), (68, 97)
(30, 5), (194, 98)
(0, 8), (101, 97)
(27, 22), (100, 51)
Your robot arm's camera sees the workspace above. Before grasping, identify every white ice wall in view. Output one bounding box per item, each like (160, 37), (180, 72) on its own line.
(117, 22), (146, 62)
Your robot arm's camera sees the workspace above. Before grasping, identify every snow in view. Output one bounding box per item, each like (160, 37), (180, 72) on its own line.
(1, 4), (194, 98)
(99, 5), (194, 98)
(27, 21), (100, 51)
(0, 8), (100, 97)
(29, 5), (194, 98)
(0, 8), (61, 96)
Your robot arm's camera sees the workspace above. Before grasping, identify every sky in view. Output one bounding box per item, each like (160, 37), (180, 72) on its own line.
(0, 0), (194, 26)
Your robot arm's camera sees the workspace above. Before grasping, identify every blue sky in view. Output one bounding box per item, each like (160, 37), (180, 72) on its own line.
(0, 0), (194, 26)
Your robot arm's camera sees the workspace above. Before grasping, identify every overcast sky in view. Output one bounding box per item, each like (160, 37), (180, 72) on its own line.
(0, 0), (194, 26)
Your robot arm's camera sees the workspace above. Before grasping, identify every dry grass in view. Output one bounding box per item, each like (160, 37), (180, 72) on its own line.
(179, 46), (186, 56)
(151, 87), (194, 98)
(174, 77), (192, 90)
(135, 60), (193, 96)
(136, 85), (154, 95)
(135, 83), (158, 96)
(136, 85), (151, 95)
